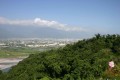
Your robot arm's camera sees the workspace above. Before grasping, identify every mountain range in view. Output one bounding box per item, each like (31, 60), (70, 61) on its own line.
(0, 25), (90, 39)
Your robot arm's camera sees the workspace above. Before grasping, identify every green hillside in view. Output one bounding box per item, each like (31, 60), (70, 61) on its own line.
(0, 34), (120, 80)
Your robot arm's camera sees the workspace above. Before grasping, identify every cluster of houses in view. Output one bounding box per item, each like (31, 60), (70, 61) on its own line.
(0, 39), (78, 48)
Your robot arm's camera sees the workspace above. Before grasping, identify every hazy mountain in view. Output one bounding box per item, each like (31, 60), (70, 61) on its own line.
(0, 25), (90, 39)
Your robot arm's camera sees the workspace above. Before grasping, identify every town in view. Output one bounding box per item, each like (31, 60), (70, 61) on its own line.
(0, 38), (78, 49)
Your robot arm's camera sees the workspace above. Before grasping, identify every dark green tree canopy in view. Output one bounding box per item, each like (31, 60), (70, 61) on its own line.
(0, 34), (120, 80)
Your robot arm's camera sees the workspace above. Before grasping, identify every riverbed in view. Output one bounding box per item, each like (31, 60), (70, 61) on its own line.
(0, 57), (26, 71)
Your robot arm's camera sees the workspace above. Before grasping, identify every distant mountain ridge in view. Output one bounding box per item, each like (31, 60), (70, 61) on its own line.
(0, 25), (90, 39)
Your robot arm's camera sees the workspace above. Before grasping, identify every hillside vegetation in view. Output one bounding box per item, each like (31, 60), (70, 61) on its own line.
(0, 34), (120, 80)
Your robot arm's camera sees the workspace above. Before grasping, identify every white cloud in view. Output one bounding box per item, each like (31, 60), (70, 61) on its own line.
(0, 17), (86, 32)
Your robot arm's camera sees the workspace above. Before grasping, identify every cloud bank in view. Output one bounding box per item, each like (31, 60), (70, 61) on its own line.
(0, 17), (85, 32)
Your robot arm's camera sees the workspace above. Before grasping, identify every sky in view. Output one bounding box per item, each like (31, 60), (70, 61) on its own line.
(0, 0), (120, 39)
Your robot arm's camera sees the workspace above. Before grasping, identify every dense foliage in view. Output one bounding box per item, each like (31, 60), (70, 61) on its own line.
(0, 34), (120, 80)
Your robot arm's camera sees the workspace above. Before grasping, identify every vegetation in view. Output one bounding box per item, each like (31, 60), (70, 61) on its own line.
(0, 47), (53, 58)
(0, 47), (38, 58)
(0, 34), (120, 80)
